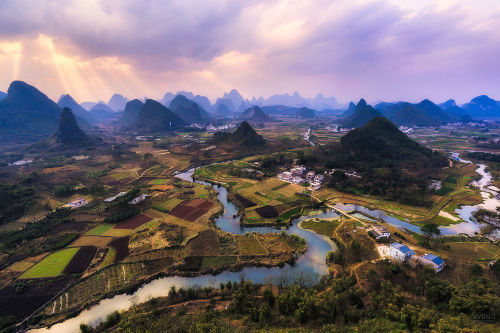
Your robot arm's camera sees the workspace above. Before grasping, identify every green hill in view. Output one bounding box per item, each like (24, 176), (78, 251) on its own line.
(118, 99), (144, 128)
(339, 99), (383, 128)
(338, 117), (447, 169)
(169, 95), (211, 124)
(51, 107), (91, 145)
(134, 99), (186, 132)
(213, 121), (266, 146)
(0, 81), (61, 140)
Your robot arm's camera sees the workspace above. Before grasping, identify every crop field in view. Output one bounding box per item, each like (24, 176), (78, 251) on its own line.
(443, 242), (500, 260)
(169, 199), (214, 222)
(20, 247), (80, 279)
(100, 228), (134, 237)
(200, 256), (237, 269)
(71, 235), (113, 247)
(255, 205), (279, 218)
(149, 178), (169, 185)
(234, 194), (256, 207)
(109, 237), (130, 262)
(85, 223), (114, 236)
(153, 198), (183, 213)
(99, 247), (116, 269)
(301, 218), (339, 237)
(188, 230), (220, 256)
(114, 214), (153, 229)
(238, 236), (268, 256)
(63, 246), (97, 275)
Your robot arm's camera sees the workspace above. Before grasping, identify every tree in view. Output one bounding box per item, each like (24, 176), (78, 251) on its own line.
(421, 223), (440, 247)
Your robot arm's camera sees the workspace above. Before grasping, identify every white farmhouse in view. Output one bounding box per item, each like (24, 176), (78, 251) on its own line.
(68, 198), (88, 208)
(417, 254), (445, 272)
(371, 225), (390, 240)
(389, 242), (415, 261)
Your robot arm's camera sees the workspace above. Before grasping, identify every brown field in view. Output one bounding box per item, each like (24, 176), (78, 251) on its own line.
(42, 165), (79, 174)
(169, 199), (214, 222)
(109, 237), (130, 262)
(238, 236), (268, 256)
(63, 246), (97, 275)
(71, 235), (113, 248)
(114, 214), (153, 229)
(188, 230), (220, 256)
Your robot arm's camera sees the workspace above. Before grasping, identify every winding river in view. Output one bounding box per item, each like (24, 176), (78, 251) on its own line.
(31, 155), (499, 332)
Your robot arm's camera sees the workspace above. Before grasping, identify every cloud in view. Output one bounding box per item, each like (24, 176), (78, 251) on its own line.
(0, 0), (499, 103)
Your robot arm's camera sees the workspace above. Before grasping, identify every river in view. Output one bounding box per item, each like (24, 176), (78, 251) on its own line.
(31, 155), (499, 332)
(31, 168), (337, 332)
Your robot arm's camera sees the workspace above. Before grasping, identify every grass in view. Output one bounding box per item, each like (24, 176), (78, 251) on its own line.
(238, 236), (268, 256)
(200, 256), (237, 269)
(99, 247), (116, 269)
(278, 206), (303, 221)
(445, 242), (500, 260)
(109, 172), (131, 181)
(301, 219), (338, 237)
(101, 228), (135, 237)
(149, 179), (168, 185)
(85, 224), (114, 236)
(20, 247), (80, 279)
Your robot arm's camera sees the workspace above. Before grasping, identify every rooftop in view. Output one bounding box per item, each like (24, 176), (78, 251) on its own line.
(390, 242), (414, 255)
(422, 254), (444, 266)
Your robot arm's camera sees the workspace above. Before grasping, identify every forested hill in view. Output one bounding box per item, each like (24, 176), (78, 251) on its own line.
(337, 117), (448, 170)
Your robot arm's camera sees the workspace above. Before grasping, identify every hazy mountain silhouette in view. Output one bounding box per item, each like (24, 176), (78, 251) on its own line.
(383, 99), (456, 126)
(0, 81), (61, 138)
(107, 94), (129, 112)
(296, 107), (315, 118)
(134, 99), (186, 132)
(169, 95), (211, 124)
(339, 99), (383, 128)
(240, 105), (272, 122)
(462, 95), (500, 119)
(89, 102), (116, 122)
(213, 121), (265, 146)
(51, 107), (91, 145)
(118, 99), (144, 128)
(58, 94), (96, 124)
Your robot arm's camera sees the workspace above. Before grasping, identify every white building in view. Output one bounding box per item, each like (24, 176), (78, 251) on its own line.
(306, 171), (315, 181)
(68, 198), (88, 208)
(129, 194), (149, 205)
(104, 192), (127, 203)
(417, 254), (445, 272)
(389, 242), (415, 261)
(371, 225), (390, 240)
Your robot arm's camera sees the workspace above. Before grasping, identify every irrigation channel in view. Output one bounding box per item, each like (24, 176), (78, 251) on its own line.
(31, 155), (499, 332)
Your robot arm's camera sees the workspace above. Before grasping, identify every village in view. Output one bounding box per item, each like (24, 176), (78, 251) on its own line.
(277, 165), (324, 190)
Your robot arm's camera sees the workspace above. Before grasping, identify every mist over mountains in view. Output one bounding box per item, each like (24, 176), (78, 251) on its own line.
(1, 80), (500, 142)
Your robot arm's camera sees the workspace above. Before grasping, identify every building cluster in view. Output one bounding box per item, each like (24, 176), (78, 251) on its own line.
(325, 124), (351, 133)
(206, 124), (236, 133)
(129, 194), (149, 205)
(277, 166), (324, 190)
(378, 241), (445, 272)
(8, 159), (33, 166)
(72, 155), (90, 161)
(398, 126), (414, 134)
(104, 191), (127, 203)
(370, 224), (390, 240)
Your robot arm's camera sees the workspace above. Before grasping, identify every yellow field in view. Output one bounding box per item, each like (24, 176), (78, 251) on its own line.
(238, 236), (268, 255)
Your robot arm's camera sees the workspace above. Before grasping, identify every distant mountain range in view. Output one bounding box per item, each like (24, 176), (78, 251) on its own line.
(58, 94), (96, 125)
(89, 102), (117, 122)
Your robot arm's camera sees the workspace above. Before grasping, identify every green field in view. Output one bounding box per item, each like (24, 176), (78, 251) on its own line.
(20, 247), (80, 279)
(200, 256), (237, 269)
(85, 224), (114, 236)
(301, 219), (338, 237)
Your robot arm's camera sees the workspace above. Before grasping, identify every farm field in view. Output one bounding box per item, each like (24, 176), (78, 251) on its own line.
(300, 218), (339, 237)
(84, 224), (114, 236)
(20, 247), (80, 279)
(71, 235), (113, 248)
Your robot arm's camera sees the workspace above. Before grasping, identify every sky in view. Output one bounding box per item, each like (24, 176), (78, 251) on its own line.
(0, 0), (499, 104)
